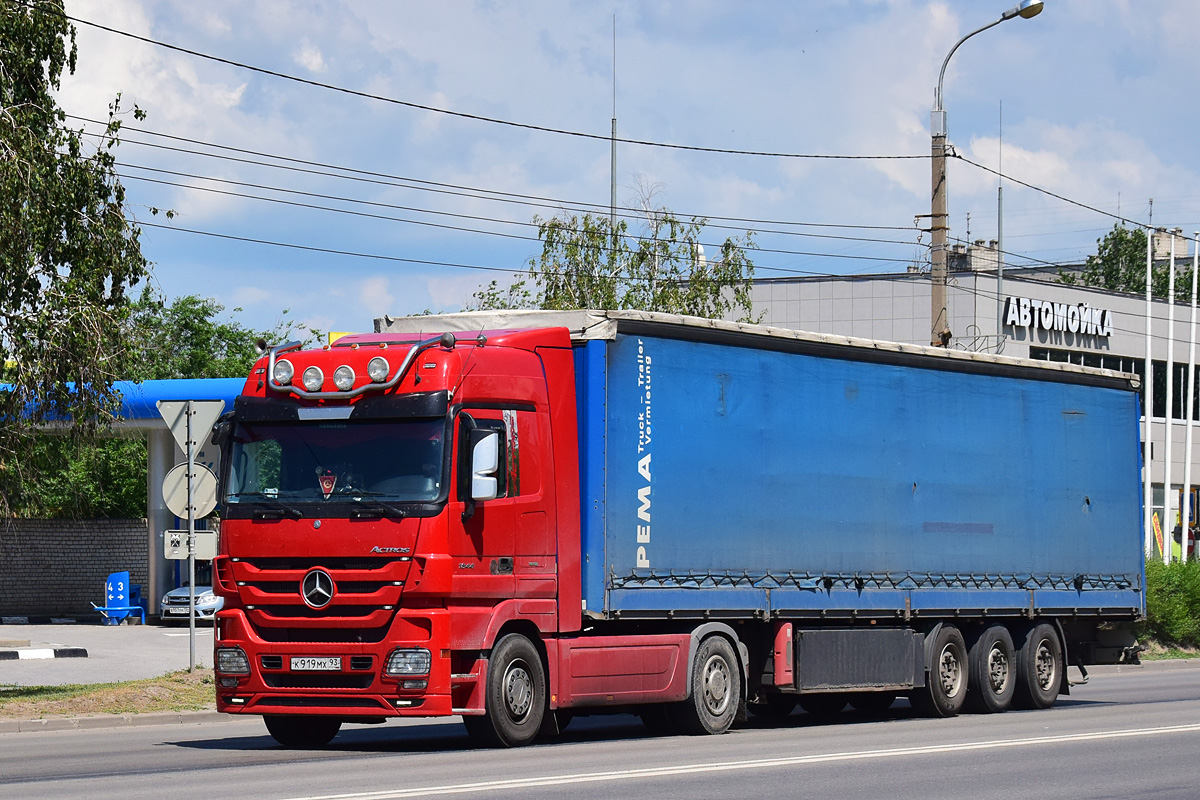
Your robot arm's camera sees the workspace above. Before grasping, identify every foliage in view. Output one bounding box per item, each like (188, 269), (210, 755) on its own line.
(1, 435), (145, 518)
(5, 292), (319, 518)
(1, 0), (150, 514)
(1061, 224), (1194, 299)
(1143, 559), (1200, 648)
(469, 204), (757, 321)
(124, 288), (320, 381)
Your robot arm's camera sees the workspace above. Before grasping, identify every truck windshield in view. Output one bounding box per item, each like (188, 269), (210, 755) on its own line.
(225, 419), (446, 505)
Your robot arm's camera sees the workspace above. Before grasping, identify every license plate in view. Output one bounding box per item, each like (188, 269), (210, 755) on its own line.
(165, 608), (189, 615)
(291, 656), (342, 671)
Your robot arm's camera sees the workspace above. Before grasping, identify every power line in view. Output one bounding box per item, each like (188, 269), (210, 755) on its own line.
(58, 11), (930, 162)
(955, 153), (1148, 230)
(128, 176), (919, 269)
(116, 161), (926, 253)
(67, 115), (920, 234)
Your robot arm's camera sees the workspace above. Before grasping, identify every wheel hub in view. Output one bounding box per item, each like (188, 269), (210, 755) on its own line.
(938, 644), (963, 696)
(1035, 642), (1056, 690)
(702, 654), (731, 715)
(503, 660), (533, 721)
(987, 643), (1010, 693)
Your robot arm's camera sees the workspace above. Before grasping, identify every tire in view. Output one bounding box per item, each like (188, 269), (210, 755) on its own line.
(1012, 622), (1062, 710)
(798, 693), (848, 716)
(464, 633), (547, 747)
(909, 624), (968, 718)
(848, 692), (896, 715)
(966, 624), (1016, 714)
(263, 715), (341, 748)
(673, 635), (741, 735)
(747, 694), (800, 719)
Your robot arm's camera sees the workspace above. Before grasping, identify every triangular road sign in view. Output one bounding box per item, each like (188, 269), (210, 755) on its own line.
(157, 399), (225, 451)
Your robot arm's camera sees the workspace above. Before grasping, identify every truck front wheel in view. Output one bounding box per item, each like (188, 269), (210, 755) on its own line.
(263, 715), (341, 748)
(909, 625), (968, 718)
(1013, 622), (1062, 709)
(464, 633), (546, 747)
(674, 635), (741, 735)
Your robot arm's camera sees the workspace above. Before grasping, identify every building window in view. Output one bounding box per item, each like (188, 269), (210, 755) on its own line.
(1029, 347), (1200, 420)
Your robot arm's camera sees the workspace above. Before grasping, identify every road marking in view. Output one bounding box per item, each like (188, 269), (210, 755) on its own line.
(280, 722), (1200, 800)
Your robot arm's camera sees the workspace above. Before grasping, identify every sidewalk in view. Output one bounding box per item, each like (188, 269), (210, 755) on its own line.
(0, 621), (213, 686)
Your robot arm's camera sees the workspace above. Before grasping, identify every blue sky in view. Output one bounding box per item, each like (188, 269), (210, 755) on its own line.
(54, 1), (1200, 338)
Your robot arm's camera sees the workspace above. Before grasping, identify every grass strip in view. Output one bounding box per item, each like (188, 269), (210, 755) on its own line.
(0, 669), (215, 719)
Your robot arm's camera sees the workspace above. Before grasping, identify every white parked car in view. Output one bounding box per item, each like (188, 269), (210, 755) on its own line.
(159, 585), (223, 623)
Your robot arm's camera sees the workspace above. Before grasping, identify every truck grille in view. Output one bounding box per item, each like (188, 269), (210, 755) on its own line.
(225, 557), (411, 641)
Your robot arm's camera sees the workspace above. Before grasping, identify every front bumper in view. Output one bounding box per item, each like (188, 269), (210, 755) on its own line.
(214, 608), (458, 718)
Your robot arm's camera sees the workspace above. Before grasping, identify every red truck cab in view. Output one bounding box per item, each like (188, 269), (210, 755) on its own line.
(212, 328), (582, 747)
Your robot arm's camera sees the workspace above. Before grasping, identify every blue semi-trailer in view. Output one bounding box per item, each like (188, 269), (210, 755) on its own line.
(224, 309), (1143, 747)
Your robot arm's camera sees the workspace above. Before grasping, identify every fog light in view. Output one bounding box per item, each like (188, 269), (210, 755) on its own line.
(273, 358), (294, 385)
(302, 366), (324, 392)
(333, 365), (355, 391)
(218, 676), (238, 688)
(367, 356), (390, 382)
(385, 648), (431, 676)
(401, 679), (428, 690)
(216, 647), (250, 675)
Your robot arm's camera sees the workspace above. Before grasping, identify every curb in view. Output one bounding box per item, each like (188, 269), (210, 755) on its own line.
(0, 710), (236, 735)
(0, 648), (88, 661)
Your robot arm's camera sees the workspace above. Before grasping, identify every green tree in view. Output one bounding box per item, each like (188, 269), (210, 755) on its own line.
(124, 288), (320, 381)
(5, 292), (320, 518)
(1062, 224), (1193, 299)
(2, 0), (152, 514)
(470, 204), (757, 321)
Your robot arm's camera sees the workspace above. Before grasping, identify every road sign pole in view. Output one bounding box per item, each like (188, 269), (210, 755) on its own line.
(155, 398), (224, 675)
(187, 401), (196, 672)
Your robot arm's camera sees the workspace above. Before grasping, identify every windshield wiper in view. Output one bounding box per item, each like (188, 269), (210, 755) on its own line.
(230, 493), (305, 519)
(347, 494), (410, 519)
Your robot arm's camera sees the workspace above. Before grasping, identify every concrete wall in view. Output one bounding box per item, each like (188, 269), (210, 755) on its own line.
(0, 519), (149, 618)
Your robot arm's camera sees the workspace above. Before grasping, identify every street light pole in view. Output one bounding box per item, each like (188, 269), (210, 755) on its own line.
(930, 0), (1043, 347)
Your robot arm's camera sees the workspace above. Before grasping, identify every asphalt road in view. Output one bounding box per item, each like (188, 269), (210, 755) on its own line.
(1, 662), (1197, 800)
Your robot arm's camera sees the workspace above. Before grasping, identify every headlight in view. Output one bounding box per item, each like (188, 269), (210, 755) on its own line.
(302, 366), (324, 392)
(216, 647), (250, 675)
(273, 358), (294, 385)
(385, 648), (431, 676)
(367, 356), (390, 383)
(333, 365), (355, 391)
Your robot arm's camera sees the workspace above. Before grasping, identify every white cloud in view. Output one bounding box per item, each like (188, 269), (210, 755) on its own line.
(357, 276), (396, 317)
(293, 39), (326, 73)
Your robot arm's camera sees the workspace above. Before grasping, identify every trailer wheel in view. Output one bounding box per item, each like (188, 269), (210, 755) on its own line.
(966, 624), (1016, 713)
(848, 692), (896, 715)
(909, 625), (968, 718)
(747, 694), (799, 719)
(263, 715), (341, 748)
(675, 635), (741, 735)
(1013, 622), (1062, 710)
(798, 693), (848, 716)
(464, 633), (546, 747)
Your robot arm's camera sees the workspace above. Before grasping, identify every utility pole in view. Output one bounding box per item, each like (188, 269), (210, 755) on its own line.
(929, 0), (1043, 348)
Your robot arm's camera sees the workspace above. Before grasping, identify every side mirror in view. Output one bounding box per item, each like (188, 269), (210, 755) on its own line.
(469, 430), (500, 501)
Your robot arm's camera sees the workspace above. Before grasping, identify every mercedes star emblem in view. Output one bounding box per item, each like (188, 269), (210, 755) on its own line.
(301, 569), (335, 608)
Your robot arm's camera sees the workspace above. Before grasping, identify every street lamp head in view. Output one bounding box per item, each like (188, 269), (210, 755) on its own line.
(1002, 0), (1044, 21)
